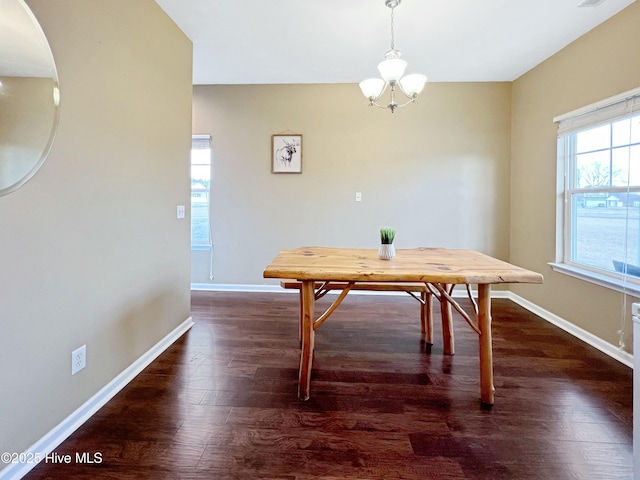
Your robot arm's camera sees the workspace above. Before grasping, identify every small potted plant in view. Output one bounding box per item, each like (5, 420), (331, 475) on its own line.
(379, 226), (396, 260)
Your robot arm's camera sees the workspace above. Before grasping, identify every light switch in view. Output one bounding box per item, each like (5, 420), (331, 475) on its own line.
(355, 192), (362, 202)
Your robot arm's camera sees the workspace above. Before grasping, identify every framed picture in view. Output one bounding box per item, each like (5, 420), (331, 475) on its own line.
(272, 134), (302, 173)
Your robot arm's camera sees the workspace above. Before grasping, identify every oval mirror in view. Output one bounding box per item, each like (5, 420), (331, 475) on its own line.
(0, 0), (60, 197)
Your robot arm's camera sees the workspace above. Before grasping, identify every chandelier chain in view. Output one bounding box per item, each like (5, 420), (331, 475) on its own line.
(389, 5), (395, 50)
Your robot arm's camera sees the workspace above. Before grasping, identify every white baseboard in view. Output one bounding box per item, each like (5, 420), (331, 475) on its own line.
(506, 292), (633, 368)
(0, 317), (194, 480)
(191, 283), (284, 293)
(190, 283), (510, 298)
(192, 284), (632, 367)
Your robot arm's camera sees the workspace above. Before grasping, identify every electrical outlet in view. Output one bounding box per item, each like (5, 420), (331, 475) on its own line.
(72, 345), (86, 375)
(176, 205), (186, 219)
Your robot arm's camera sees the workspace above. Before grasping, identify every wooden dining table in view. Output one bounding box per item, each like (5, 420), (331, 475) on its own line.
(263, 246), (543, 405)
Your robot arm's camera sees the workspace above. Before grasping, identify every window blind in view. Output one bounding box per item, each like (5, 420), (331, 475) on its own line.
(555, 87), (640, 135)
(192, 134), (211, 150)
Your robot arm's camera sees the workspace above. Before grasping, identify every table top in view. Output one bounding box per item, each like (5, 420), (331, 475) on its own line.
(263, 246), (543, 285)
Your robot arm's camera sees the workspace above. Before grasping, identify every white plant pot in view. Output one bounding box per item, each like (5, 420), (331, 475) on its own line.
(378, 243), (395, 260)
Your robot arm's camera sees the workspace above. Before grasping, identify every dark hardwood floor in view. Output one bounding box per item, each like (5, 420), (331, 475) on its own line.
(25, 291), (633, 479)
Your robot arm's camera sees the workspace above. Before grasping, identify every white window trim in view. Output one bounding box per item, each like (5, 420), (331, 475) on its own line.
(549, 262), (640, 297)
(553, 87), (640, 294)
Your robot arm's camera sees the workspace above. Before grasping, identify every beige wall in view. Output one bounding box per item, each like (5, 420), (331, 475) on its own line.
(0, 0), (192, 464)
(511, 1), (640, 353)
(192, 82), (513, 285)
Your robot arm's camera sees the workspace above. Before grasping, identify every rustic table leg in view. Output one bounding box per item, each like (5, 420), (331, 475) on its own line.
(298, 288), (303, 345)
(478, 283), (495, 405)
(298, 280), (315, 401)
(440, 285), (455, 355)
(421, 291), (433, 344)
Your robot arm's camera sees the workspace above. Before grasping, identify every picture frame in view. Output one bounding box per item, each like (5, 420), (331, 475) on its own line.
(272, 134), (302, 174)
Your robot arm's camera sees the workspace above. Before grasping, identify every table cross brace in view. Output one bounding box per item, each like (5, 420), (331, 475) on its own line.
(427, 282), (481, 335)
(312, 281), (354, 330)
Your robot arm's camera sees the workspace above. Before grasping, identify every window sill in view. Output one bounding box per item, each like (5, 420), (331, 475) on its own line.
(548, 262), (640, 297)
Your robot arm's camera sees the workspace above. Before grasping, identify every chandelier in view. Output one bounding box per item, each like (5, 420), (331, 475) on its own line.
(359, 0), (427, 113)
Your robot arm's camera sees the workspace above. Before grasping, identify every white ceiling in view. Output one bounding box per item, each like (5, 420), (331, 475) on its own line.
(154, 0), (636, 85)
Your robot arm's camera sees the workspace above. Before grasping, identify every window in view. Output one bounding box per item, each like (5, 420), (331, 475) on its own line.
(191, 134), (212, 249)
(552, 88), (640, 293)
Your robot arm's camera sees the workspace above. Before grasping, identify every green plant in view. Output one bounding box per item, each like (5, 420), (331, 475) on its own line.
(380, 226), (396, 244)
